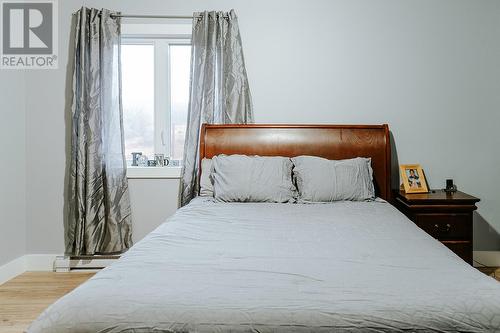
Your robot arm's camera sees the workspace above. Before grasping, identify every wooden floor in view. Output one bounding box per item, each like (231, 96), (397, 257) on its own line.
(0, 269), (498, 333)
(0, 272), (95, 333)
(477, 266), (500, 281)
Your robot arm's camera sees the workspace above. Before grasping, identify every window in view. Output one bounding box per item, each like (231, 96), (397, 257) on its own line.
(121, 38), (191, 168)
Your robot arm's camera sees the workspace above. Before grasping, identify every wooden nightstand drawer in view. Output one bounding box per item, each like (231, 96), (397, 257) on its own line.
(415, 213), (469, 240)
(442, 241), (472, 263)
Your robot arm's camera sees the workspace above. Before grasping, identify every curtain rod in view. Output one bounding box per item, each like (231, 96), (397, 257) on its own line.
(110, 14), (230, 19)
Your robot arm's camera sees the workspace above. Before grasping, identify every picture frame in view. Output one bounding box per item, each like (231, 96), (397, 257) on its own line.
(400, 164), (429, 194)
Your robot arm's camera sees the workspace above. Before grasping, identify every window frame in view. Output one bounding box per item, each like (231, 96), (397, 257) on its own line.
(121, 33), (191, 179)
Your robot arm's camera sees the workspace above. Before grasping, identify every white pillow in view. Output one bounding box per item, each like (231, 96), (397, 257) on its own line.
(292, 156), (375, 202)
(212, 155), (296, 203)
(199, 158), (214, 197)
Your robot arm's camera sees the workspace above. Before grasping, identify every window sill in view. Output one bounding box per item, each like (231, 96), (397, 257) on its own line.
(126, 166), (182, 179)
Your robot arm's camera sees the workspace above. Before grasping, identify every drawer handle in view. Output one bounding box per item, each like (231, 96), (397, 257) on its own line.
(434, 223), (452, 233)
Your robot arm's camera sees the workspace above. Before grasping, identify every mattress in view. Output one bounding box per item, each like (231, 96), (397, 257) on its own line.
(28, 198), (500, 332)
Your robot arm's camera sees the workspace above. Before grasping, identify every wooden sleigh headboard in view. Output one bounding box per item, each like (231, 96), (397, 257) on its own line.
(199, 124), (392, 201)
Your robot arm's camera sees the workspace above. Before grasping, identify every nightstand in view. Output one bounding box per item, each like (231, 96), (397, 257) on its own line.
(394, 190), (480, 265)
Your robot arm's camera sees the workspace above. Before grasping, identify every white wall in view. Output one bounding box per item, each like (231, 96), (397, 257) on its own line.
(128, 179), (180, 243)
(0, 72), (26, 266)
(20, 0), (500, 257)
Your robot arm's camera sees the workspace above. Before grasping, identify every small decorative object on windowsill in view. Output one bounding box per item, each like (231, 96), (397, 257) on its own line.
(138, 155), (148, 167)
(131, 155), (176, 168)
(400, 164), (429, 194)
(131, 152), (142, 166)
(444, 179), (457, 194)
(154, 154), (165, 167)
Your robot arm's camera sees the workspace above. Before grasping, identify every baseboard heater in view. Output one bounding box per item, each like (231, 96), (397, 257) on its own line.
(54, 255), (120, 272)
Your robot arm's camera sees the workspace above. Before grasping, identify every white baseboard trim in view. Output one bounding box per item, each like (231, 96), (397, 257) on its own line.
(25, 254), (57, 271)
(0, 256), (26, 285)
(0, 254), (58, 285)
(0, 254), (119, 285)
(54, 256), (119, 272)
(473, 251), (500, 267)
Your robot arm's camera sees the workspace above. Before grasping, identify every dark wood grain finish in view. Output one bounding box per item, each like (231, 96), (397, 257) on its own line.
(199, 124), (391, 201)
(442, 242), (473, 264)
(394, 190), (479, 264)
(396, 190), (480, 205)
(415, 214), (470, 240)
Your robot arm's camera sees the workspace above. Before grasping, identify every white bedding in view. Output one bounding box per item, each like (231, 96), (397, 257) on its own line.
(28, 198), (500, 332)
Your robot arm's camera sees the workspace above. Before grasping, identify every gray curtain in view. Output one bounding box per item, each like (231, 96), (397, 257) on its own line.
(180, 10), (254, 206)
(66, 7), (132, 256)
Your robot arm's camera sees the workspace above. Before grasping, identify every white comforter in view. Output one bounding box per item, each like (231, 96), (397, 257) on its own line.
(28, 198), (500, 332)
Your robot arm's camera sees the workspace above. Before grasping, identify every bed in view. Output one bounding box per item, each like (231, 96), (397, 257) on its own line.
(28, 125), (500, 333)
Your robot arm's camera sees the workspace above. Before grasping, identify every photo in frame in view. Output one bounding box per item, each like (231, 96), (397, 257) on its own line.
(400, 164), (429, 194)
